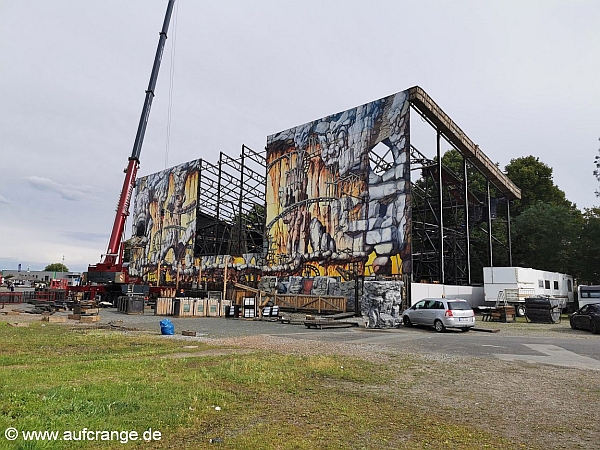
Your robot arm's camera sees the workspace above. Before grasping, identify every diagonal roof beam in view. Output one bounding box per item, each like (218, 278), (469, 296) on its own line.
(408, 86), (521, 200)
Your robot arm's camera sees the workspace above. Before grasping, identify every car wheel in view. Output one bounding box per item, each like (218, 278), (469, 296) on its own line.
(403, 316), (413, 327)
(516, 304), (526, 317)
(592, 321), (600, 335)
(434, 319), (446, 333)
(460, 327), (470, 332)
(570, 318), (578, 330)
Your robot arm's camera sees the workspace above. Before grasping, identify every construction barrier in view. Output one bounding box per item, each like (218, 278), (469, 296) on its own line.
(271, 294), (347, 313)
(0, 292), (24, 305)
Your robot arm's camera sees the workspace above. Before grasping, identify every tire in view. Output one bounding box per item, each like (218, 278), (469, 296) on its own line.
(403, 316), (413, 327)
(434, 319), (446, 333)
(515, 304), (526, 317)
(592, 321), (600, 335)
(570, 318), (578, 330)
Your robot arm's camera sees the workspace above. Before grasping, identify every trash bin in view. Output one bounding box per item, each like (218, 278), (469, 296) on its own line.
(126, 297), (145, 315)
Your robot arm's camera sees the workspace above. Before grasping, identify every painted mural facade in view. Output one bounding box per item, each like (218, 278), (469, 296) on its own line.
(265, 90), (412, 277)
(129, 160), (264, 284)
(129, 160), (200, 281)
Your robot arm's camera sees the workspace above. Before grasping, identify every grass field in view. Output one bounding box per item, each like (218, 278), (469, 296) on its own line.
(0, 322), (524, 449)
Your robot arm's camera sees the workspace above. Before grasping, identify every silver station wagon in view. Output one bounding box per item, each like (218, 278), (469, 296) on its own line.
(402, 298), (475, 332)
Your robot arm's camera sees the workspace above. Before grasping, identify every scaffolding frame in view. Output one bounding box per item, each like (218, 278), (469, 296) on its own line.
(408, 86), (521, 285)
(194, 145), (267, 260)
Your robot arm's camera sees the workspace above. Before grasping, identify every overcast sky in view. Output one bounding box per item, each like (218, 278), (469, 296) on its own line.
(1, 0), (599, 273)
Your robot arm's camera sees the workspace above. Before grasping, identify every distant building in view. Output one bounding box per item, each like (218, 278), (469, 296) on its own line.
(0, 270), (82, 287)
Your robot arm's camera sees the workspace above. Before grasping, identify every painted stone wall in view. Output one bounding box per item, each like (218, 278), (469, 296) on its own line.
(255, 276), (405, 328)
(129, 159), (200, 281)
(266, 90), (411, 277)
(361, 280), (404, 328)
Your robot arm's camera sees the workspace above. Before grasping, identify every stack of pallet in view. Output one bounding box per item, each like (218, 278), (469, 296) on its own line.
(155, 298), (174, 316)
(491, 306), (516, 323)
(155, 297), (232, 318)
(69, 303), (101, 323)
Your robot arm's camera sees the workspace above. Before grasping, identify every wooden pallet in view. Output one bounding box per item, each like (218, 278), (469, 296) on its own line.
(304, 319), (359, 329)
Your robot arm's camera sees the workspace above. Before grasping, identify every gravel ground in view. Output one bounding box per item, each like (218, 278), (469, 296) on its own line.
(3, 303), (600, 449)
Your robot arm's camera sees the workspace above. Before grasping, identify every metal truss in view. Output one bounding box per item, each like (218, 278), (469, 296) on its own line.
(194, 145), (267, 259)
(409, 133), (513, 286)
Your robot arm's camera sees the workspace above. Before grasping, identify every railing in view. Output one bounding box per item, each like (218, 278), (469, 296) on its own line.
(518, 288), (536, 299)
(0, 292), (24, 305)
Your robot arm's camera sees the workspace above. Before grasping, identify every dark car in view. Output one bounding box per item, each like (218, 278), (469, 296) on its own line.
(570, 303), (600, 334)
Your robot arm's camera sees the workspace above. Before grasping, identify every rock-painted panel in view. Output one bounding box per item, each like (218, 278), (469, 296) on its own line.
(129, 160), (200, 281)
(266, 90), (411, 276)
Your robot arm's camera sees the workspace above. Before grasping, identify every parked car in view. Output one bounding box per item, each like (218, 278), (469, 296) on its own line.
(402, 298), (475, 332)
(569, 303), (600, 334)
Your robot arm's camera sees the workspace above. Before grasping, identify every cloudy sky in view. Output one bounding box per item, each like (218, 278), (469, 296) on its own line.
(1, 0), (599, 273)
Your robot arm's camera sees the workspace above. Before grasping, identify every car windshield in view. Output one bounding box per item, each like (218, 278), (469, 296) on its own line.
(448, 301), (471, 310)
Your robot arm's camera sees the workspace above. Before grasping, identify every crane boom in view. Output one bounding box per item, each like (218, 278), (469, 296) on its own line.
(94, 0), (176, 274)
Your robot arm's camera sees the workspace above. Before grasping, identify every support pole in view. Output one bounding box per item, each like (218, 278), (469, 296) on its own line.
(222, 255), (230, 317)
(506, 198), (513, 266)
(487, 180), (493, 267)
(437, 132), (445, 284)
(198, 259), (202, 290)
(238, 147), (245, 255)
(463, 157), (471, 285)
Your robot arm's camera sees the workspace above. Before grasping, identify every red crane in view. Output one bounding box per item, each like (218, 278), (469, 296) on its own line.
(87, 0), (175, 284)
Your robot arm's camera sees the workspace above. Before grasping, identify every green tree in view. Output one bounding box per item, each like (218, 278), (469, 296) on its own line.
(44, 263), (69, 272)
(505, 156), (571, 216)
(511, 202), (582, 275)
(441, 149), (490, 195)
(577, 208), (600, 283)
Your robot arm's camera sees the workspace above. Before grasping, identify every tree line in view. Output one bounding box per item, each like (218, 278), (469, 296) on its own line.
(438, 151), (600, 284)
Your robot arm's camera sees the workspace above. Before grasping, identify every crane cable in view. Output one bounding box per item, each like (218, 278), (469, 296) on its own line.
(164, 0), (180, 169)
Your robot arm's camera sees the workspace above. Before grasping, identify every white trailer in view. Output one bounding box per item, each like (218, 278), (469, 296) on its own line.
(577, 285), (600, 309)
(483, 267), (574, 317)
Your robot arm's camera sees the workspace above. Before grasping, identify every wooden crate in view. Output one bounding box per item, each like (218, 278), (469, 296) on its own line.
(174, 298), (194, 317)
(155, 298), (174, 316)
(193, 299), (206, 317)
(206, 299), (219, 317)
(80, 315), (101, 323)
(220, 300), (232, 317)
(42, 315), (67, 323)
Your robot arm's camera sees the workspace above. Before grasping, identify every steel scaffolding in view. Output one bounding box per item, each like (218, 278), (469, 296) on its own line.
(194, 145), (267, 259)
(408, 86), (520, 285)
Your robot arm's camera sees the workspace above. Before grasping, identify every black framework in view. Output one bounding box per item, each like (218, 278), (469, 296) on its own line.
(194, 145), (267, 260)
(408, 87), (520, 286)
